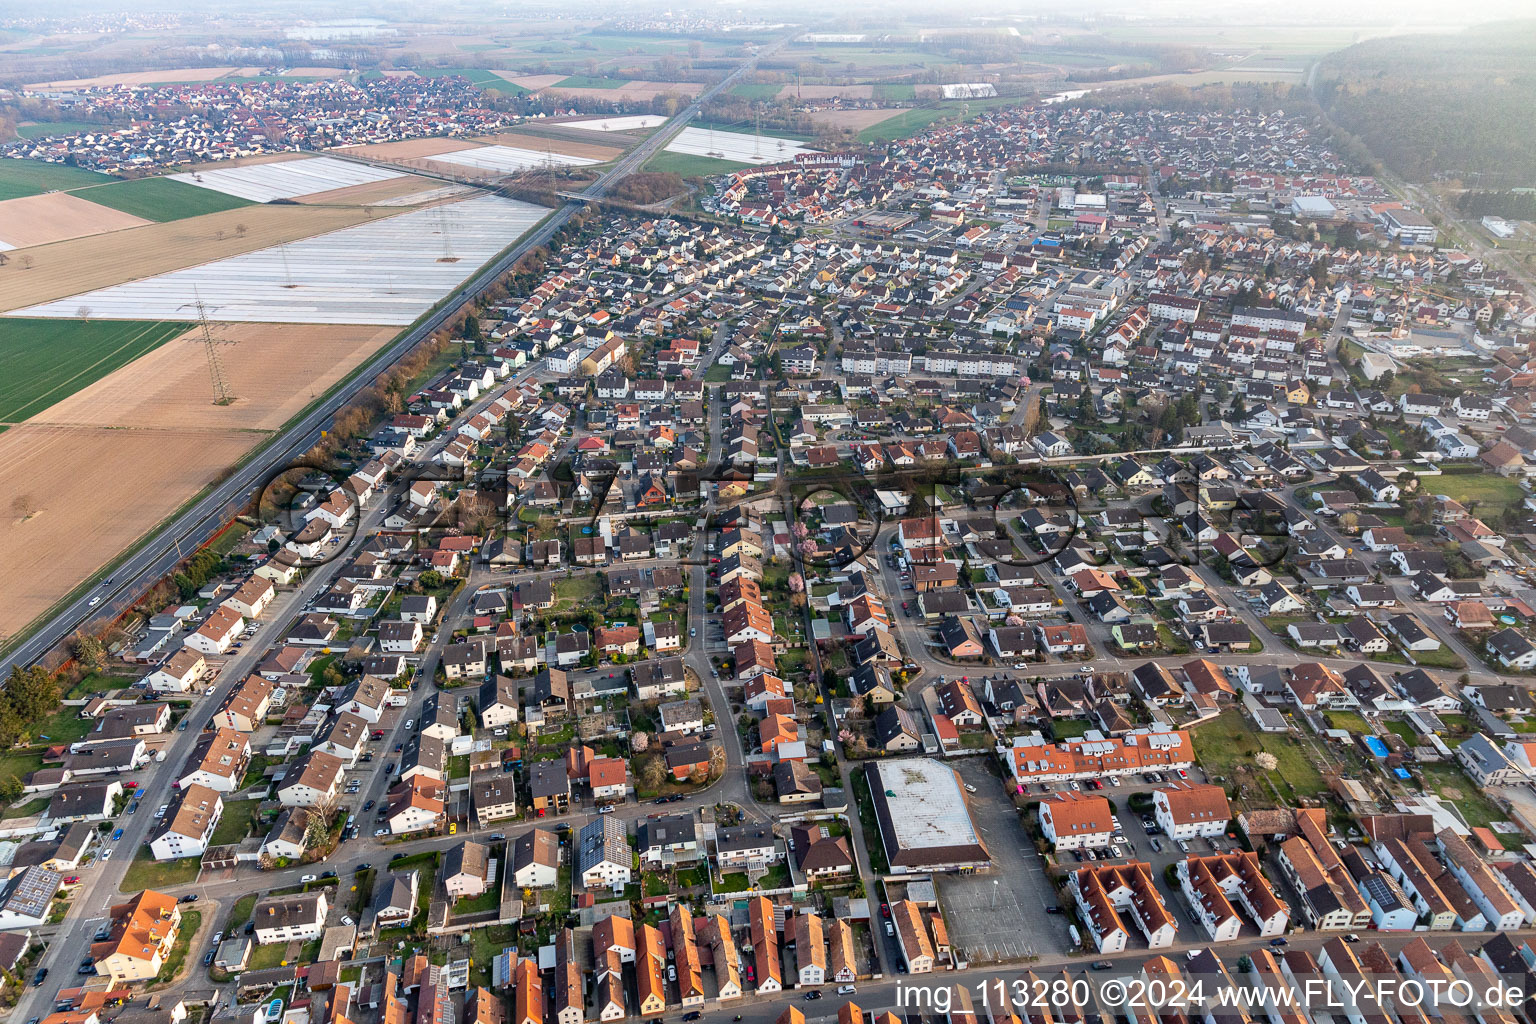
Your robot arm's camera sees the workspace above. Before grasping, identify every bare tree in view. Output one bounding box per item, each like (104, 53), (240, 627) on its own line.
(11, 494), (36, 519)
(19, 255), (34, 271)
(76, 305), (93, 321)
(235, 223), (248, 237)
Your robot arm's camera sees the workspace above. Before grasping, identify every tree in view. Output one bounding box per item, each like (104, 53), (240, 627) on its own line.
(75, 305), (93, 321)
(1255, 752), (1278, 772)
(787, 573), (804, 594)
(0, 775), (22, 804)
(638, 755), (667, 792)
(72, 633), (106, 671)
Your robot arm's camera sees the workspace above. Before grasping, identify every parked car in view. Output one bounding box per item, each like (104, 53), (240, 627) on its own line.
(110, 828), (124, 841)
(837, 986), (857, 996)
(1092, 961), (1114, 971)
(301, 874), (317, 883)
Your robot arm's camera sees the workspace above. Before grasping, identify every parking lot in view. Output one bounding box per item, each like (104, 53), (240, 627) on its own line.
(937, 759), (1070, 962)
(1027, 764), (1256, 948)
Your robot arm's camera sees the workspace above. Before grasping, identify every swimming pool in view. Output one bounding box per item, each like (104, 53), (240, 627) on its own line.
(1363, 735), (1390, 757)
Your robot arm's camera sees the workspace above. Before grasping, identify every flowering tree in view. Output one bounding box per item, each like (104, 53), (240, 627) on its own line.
(788, 572), (805, 594)
(1005, 615), (1024, 627)
(1255, 752), (1278, 771)
(792, 521), (809, 540)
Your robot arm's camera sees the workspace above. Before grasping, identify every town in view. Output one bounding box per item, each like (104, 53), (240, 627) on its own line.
(4, 27), (1536, 1024)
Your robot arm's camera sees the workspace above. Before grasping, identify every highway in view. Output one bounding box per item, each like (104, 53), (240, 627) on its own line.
(0, 39), (779, 678)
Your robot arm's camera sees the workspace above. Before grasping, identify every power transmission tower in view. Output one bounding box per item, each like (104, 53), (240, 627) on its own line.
(753, 109), (762, 161)
(191, 296), (234, 405)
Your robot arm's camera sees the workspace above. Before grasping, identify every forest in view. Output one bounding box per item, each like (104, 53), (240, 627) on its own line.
(1314, 21), (1536, 186)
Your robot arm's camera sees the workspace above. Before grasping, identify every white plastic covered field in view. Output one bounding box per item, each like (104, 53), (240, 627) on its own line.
(8, 195), (548, 326)
(429, 145), (600, 175)
(662, 127), (819, 165)
(169, 156), (407, 202)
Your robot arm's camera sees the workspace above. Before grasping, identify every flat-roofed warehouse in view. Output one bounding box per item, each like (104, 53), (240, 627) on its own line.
(865, 757), (990, 873)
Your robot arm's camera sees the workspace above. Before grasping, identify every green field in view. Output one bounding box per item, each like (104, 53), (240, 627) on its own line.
(873, 84), (916, 101)
(421, 68), (527, 94)
(0, 318), (193, 423)
(857, 107), (950, 143)
(1424, 473), (1526, 512)
(555, 75), (630, 89)
(643, 151), (749, 178)
(0, 159), (115, 201)
(74, 176), (254, 222)
(15, 121), (102, 140)
(731, 83), (784, 100)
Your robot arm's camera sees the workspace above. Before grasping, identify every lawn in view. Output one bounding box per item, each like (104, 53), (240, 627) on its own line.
(0, 750), (44, 785)
(0, 158), (114, 201)
(1418, 763), (1507, 831)
(454, 886), (501, 914)
(553, 574), (601, 612)
(1194, 710), (1328, 801)
(154, 909), (199, 985)
(75, 176), (253, 222)
(210, 799), (261, 846)
(643, 151), (749, 178)
(120, 850), (202, 892)
(1050, 718), (1092, 740)
(66, 670), (139, 699)
(1384, 720), (1417, 744)
(0, 318), (193, 423)
(1411, 646), (1466, 670)
(1, 797), (48, 820)
(1322, 710), (1373, 735)
(224, 893), (258, 931)
(34, 706), (93, 745)
(716, 872), (751, 892)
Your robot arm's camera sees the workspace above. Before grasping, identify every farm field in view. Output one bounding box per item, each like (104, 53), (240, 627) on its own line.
(663, 126), (818, 165)
(336, 138), (481, 163)
(543, 81), (700, 101)
(0, 319), (401, 638)
(21, 66), (263, 89)
(12, 194), (549, 325)
(169, 156), (406, 203)
(472, 132), (623, 162)
(559, 114), (667, 133)
(0, 318), (192, 423)
(779, 84), (875, 100)
(0, 205), (393, 312)
(30, 322), (399, 432)
(0, 423), (257, 637)
(295, 175), (443, 207)
(495, 73), (566, 91)
(809, 107), (914, 132)
(644, 151), (755, 178)
(554, 75), (629, 89)
(857, 107), (951, 143)
(0, 159), (114, 201)
(71, 176), (254, 223)
(429, 145), (600, 175)
(0, 191), (150, 249)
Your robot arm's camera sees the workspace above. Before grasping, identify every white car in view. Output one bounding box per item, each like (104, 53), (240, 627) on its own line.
(837, 986), (857, 996)
(301, 874), (317, 883)
(155, 805), (168, 818)
(375, 829), (388, 837)
(100, 849), (112, 861)
(405, 719), (414, 729)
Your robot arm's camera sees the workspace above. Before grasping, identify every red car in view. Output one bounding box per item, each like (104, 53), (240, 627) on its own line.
(63, 876), (80, 886)
(880, 903), (891, 918)
(123, 782), (138, 790)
